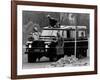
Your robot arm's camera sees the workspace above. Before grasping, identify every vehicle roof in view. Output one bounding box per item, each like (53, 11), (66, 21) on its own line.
(43, 26), (87, 30)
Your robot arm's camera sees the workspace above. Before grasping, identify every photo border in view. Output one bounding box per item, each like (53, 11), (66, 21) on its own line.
(11, 0), (97, 79)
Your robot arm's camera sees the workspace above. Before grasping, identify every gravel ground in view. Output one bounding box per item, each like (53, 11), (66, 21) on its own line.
(46, 55), (89, 68)
(22, 54), (89, 69)
(23, 62), (53, 69)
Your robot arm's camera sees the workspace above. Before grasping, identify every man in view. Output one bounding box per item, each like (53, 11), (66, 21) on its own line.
(47, 15), (58, 28)
(32, 27), (40, 41)
(56, 31), (64, 59)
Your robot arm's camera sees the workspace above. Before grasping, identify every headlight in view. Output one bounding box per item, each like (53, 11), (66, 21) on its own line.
(29, 45), (31, 48)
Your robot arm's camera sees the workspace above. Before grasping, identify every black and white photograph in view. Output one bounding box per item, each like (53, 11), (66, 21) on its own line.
(11, 1), (97, 79)
(22, 11), (90, 69)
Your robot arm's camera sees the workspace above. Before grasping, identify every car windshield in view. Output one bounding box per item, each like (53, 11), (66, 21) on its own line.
(41, 30), (58, 36)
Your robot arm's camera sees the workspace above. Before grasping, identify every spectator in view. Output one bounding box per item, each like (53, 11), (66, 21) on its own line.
(47, 15), (58, 28)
